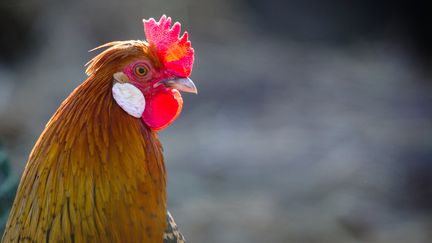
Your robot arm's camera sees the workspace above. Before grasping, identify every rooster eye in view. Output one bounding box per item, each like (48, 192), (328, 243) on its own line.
(134, 65), (148, 76)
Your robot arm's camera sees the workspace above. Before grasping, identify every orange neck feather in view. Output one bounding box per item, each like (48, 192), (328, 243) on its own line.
(3, 72), (167, 242)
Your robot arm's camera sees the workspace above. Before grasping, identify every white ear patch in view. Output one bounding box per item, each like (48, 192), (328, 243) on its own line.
(112, 82), (145, 118)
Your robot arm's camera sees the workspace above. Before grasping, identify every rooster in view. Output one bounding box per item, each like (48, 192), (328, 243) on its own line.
(1, 15), (195, 243)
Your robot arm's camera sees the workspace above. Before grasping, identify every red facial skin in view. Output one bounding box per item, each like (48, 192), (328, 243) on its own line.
(123, 60), (183, 130)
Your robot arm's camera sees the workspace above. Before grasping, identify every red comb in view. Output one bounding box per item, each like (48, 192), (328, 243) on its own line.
(143, 15), (194, 77)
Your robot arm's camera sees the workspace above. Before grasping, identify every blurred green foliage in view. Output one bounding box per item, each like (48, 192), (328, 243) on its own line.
(0, 142), (18, 236)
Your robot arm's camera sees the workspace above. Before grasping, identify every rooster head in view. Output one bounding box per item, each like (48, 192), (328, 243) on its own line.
(86, 15), (196, 130)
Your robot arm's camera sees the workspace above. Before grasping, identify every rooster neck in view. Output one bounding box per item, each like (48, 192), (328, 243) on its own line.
(3, 75), (167, 242)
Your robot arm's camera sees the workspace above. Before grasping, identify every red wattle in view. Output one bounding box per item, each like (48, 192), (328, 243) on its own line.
(142, 89), (183, 130)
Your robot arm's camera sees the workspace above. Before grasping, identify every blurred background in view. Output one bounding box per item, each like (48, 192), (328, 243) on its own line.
(1, 0), (432, 242)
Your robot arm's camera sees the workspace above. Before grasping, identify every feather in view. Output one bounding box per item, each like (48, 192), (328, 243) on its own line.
(164, 211), (186, 243)
(2, 41), (167, 242)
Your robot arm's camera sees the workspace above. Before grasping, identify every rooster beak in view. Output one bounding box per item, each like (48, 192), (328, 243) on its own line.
(155, 77), (198, 94)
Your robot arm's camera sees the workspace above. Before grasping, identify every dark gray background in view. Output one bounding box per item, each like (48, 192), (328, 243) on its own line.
(1, 0), (432, 242)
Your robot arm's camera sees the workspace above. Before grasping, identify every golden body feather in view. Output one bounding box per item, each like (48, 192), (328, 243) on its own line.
(2, 42), (167, 242)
